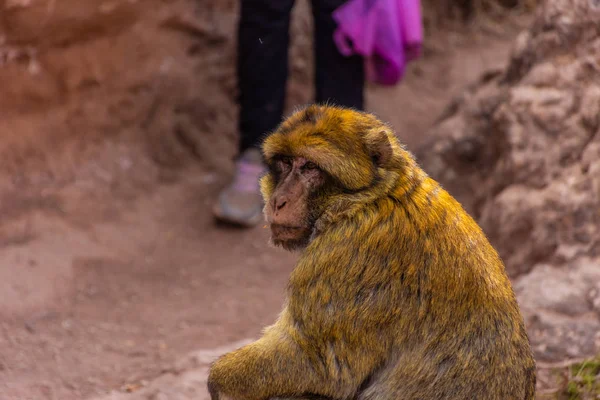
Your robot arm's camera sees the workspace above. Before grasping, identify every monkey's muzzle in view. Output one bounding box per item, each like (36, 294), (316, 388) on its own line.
(270, 224), (310, 241)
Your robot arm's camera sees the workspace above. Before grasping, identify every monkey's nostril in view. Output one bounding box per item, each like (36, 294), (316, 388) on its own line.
(276, 200), (287, 210)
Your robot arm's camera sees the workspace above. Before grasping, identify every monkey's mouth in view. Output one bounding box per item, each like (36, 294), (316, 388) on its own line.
(270, 224), (311, 241)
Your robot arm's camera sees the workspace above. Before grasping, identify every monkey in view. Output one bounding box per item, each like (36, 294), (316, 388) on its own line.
(207, 104), (536, 400)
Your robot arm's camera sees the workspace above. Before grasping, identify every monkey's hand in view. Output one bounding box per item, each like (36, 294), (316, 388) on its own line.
(206, 330), (330, 400)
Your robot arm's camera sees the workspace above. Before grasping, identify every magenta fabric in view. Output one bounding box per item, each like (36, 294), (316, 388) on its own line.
(333, 0), (423, 85)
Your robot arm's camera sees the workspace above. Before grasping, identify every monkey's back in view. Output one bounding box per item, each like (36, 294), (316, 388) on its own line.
(289, 174), (536, 400)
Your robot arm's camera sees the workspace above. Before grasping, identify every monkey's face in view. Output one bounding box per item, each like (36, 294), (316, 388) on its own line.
(263, 155), (332, 251)
(259, 104), (403, 251)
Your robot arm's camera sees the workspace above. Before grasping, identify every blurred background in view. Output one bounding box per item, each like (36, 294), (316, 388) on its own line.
(0, 0), (599, 399)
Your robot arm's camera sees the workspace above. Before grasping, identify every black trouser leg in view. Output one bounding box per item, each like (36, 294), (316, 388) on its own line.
(311, 0), (365, 110)
(237, 0), (295, 154)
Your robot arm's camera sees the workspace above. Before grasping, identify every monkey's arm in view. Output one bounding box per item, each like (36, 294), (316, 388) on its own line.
(207, 306), (388, 400)
(207, 326), (330, 400)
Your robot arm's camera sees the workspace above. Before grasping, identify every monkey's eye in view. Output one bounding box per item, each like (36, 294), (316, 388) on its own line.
(280, 156), (293, 166)
(303, 161), (318, 171)
(275, 156), (293, 172)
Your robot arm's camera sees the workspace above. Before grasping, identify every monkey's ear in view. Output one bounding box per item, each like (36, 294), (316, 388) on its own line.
(365, 130), (393, 168)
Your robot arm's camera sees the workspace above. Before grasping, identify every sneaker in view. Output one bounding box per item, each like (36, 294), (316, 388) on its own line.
(213, 148), (267, 227)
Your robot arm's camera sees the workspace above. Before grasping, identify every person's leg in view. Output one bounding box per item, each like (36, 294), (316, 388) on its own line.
(214, 0), (295, 227)
(237, 0), (296, 153)
(311, 0), (365, 110)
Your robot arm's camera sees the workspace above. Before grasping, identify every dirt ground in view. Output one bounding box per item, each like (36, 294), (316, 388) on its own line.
(0, 2), (533, 399)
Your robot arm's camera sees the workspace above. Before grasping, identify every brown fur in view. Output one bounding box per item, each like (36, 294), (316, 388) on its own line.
(207, 105), (536, 400)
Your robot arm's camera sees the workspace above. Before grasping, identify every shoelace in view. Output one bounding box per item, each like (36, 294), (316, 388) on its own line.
(231, 161), (266, 193)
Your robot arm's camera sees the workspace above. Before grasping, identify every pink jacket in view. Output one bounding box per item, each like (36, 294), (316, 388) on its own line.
(333, 0), (423, 85)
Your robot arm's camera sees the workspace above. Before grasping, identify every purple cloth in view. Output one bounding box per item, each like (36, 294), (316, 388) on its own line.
(333, 0), (423, 85)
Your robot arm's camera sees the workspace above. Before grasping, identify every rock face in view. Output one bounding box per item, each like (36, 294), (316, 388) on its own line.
(417, 0), (600, 362)
(0, 0), (317, 189)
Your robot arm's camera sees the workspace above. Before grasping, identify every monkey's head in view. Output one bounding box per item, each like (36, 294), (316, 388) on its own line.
(260, 104), (409, 251)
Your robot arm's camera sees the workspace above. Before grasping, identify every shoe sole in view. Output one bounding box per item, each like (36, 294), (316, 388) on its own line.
(212, 202), (264, 228)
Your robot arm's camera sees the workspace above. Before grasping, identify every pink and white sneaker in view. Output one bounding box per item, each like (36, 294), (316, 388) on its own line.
(213, 148), (267, 227)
